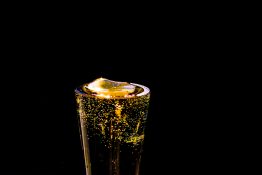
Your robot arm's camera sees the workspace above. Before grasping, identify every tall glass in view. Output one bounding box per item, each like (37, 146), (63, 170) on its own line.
(75, 81), (150, 175)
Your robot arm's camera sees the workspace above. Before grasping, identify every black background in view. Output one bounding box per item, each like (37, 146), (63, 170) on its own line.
(0, 5), (222, 175)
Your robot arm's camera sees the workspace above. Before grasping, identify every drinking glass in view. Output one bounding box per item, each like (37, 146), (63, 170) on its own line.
(75, 81), (150, 175)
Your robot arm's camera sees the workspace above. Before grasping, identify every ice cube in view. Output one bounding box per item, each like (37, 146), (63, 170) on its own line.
(86, 78), (135, 96)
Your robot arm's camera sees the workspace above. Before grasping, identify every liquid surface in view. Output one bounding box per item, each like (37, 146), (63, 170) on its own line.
(80, 78), (149, 99)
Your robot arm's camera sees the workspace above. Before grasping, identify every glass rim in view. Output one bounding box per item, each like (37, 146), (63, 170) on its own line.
(75, 82), (150, 99)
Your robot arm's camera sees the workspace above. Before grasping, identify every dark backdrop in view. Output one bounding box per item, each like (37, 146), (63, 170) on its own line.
(1, 52), (212, 175)
(0, 6), (218, 175)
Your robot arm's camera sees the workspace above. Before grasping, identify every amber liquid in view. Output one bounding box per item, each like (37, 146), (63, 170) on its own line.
(80, 123), (144, 175)
(76, 85), (150, 175)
